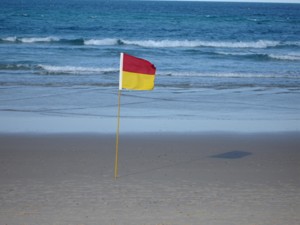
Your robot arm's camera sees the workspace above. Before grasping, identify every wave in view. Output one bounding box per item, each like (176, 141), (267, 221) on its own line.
(0, 63), (118, 75)
(1, 37), (18, 42)
(85, 39), (300, 49)
(0, 63), (33, 71)
(85, 39), (283, 49)
(1, 36), (299, 49)
(215, 51), (300, 61)
(123, 40), (282, 49)
(0, 36), (60, 43)
(1, 63), (299, 79)
(158, 71), (299, 79)
(0, 36), (120, 46)
(268, 54), (300, 61)
(84, 38), (121, 46)
(20, 37), (60, 43)
(37, 65), (118, 75)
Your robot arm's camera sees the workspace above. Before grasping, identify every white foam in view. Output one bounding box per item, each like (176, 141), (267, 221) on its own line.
(2, 37), (17, 42)
(2, 37), (295, 49)
(269, 54), (300, 61)
(20, 37), (59, 43)
(159, 71), (298, 79)
(81, 38), (283, 49)
(123, 39), (280, 48)
(215, 51), (253, 56)
(38, 65), (117, 74)
(84, 38), (119, 46)
(123, 39), (200, 48)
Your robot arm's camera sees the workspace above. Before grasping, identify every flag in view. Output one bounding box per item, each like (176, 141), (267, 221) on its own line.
(119, 53), (156, 90)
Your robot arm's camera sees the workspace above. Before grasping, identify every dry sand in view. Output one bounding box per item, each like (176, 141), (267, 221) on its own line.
(0, 132), (299, 225)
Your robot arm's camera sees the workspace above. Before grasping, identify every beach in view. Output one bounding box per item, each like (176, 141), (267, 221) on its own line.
(1, 1), (300, 224)
(1, 132), (299, 225)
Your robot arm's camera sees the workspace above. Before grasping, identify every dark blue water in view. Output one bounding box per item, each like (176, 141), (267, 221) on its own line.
(0, 0), (300, 132)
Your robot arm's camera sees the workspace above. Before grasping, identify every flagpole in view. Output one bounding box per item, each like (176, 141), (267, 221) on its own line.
(114, 52), (123, 179)
(114, 89), (121, 179)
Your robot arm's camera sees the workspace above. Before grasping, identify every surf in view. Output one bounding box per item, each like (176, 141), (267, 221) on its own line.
(2, 37), (299, 50)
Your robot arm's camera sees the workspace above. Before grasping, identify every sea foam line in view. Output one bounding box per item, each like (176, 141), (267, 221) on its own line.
(2, 36), (299, 49)
(20, 37), (60, 43)
(122, 39), (281, 48)
(1, 63), (299, 78)
(159, 71), (299, 79)
(84, 38), (120, 46)
(85, 39), (282, 48)
(0, 63), (118, 74)
(215, 51), (300, 61)
(85, 39), (299, 49)
(1, 36), (59, 43)
(268, 54), (300, 61)
(37, 65), (118, 74)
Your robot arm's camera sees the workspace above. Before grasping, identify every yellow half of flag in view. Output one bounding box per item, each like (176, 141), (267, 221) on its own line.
(122, 71), (155, 90)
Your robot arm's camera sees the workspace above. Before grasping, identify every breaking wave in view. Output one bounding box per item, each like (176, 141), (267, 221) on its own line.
(1, 36), (59, 43)
(268, 54), (300, 61)
(84, 38), (121, 46)
(0, 63), (118, 75)
(158, 71), (299, 79)
(1, 63), (299, 79)
(37, 65), (118, 75)
(1, 36), (299, 49)
(85, 39), (284, 49)
(122, 39), (282, 48)
(215, 51), (300, 61)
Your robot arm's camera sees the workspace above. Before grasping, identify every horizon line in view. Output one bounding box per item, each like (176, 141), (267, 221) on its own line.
(148, 0), (300, 3)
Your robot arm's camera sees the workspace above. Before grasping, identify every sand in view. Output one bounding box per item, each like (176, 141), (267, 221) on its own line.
(0, 132), (299, 225)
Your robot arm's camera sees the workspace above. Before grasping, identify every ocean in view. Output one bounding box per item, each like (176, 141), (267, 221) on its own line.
(0, 0), (300, 132)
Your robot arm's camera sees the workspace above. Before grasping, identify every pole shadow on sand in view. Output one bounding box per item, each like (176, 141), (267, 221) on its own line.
(121, 150), (253, 178)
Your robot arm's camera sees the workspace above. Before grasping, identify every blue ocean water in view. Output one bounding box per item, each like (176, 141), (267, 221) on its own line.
(0, 0), (300, 132)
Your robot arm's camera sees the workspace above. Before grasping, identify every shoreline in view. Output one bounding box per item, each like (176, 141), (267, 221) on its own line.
(1, 112), (299, 133)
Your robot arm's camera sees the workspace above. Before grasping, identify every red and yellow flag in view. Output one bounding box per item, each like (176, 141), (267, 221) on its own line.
(119, 53), (156, 90)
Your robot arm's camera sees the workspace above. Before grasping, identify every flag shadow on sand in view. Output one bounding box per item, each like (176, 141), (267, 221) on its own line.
(211, 151), (252, 159)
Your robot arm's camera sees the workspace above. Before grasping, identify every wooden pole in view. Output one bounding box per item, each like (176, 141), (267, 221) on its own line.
(114, 89), (121, 179)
